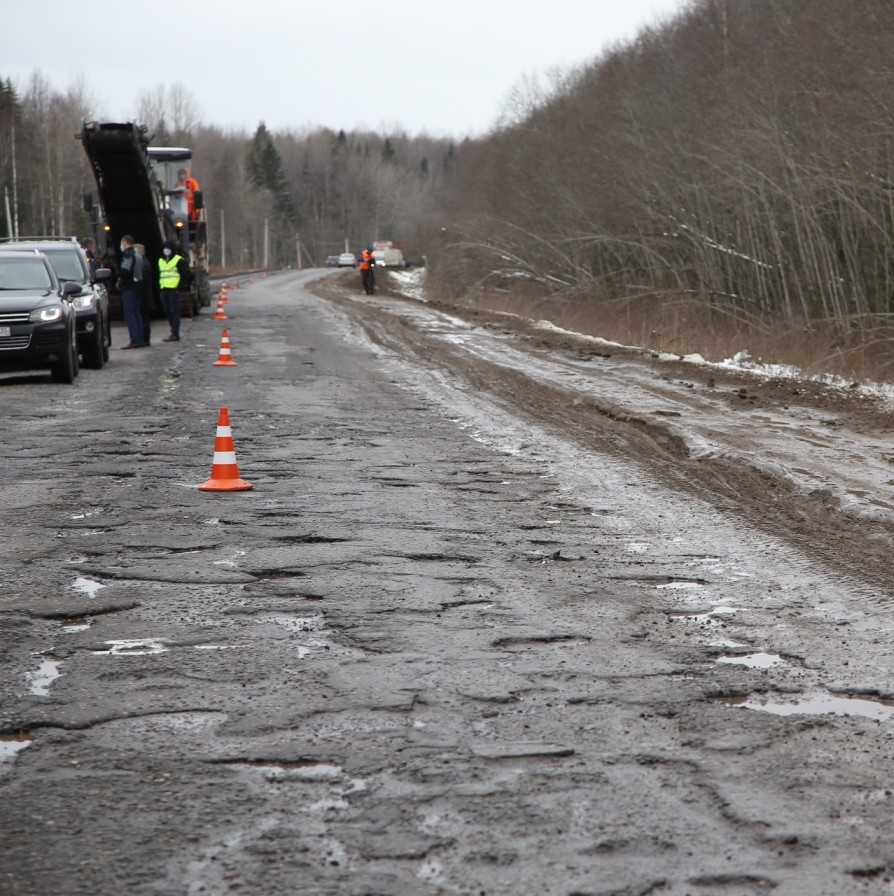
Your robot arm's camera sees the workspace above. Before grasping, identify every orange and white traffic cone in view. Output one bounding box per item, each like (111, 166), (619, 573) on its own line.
(219, 282), (229, 304)
(212, 328), (237, 366)
(198, 407), (252, 492)
(212, 295), (228, 320)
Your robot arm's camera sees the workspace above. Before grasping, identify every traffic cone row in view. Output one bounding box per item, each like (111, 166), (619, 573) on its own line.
(200, 284), (251, 492)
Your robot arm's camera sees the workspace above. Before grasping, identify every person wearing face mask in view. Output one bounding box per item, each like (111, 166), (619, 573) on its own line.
(115, 234), (145, 349)
(158, 240), (188, 342)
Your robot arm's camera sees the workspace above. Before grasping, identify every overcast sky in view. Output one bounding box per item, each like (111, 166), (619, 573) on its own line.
(3, 0), (689, 138)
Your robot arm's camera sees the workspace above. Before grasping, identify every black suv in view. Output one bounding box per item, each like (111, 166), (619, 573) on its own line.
(0, 249), (81, 383)
(0, 238), (112, 368)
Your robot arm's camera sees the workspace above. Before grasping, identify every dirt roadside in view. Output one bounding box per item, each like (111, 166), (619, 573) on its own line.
(316, 273), (894, 593)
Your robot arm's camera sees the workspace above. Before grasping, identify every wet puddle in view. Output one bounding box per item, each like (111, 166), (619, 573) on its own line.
(670, 605), (746, 624)
(263, 762), (345, 782)
(70, 508), (104, 520)
(716, 652), (785, 669)
(27, 658), (62, 695)
(61, 617), (92, 633)
(92, 639), (168, 656)
(231, 759), (368, 794)
(72, 576), (105, 598)
(0, 733), (35, 766)
(726, 692), (894, 722)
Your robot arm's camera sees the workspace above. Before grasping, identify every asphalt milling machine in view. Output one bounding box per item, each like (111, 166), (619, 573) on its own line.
(80, 120), (211, 318)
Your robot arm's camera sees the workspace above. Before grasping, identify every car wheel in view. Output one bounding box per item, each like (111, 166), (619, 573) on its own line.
(102, 314), (110, 362)
(83, 320), (105, 369)
(51, 327), (77, 384)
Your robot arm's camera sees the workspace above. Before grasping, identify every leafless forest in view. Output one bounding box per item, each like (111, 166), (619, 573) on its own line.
(4, 0), (894, 375)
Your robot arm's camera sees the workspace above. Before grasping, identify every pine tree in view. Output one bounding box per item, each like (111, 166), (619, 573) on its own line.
(247, 122), (296, 224)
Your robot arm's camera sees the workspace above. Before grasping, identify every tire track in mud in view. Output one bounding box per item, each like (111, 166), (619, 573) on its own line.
(318, 281), (894, 593)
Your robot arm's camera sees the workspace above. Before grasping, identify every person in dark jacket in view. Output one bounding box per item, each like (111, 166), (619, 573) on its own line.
(115, 235), (144, 348)
(81, 238), (99, 277)
(158, 240), (189, 341)
(134, 243), (153, 346)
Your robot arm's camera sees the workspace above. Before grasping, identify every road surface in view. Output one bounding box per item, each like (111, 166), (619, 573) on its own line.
(2, 268), (894, 895)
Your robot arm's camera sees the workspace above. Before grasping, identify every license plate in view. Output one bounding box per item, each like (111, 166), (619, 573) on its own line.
(0, 327), (10, 337)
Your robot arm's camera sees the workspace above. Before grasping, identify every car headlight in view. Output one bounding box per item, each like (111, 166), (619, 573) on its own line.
(30, 305), (63, 322)
(72, 294), (96, 311)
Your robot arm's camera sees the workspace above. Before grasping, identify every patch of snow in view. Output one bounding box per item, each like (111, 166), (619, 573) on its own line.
(388, 268), (427, 301)
(391, 273), (894, 408)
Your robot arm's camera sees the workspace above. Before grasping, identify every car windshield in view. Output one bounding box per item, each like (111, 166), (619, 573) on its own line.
(0, 259), (53, 290)
(42, 248), (86, 282)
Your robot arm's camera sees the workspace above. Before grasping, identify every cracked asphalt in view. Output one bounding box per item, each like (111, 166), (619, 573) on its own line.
(2, 269), (894, 896)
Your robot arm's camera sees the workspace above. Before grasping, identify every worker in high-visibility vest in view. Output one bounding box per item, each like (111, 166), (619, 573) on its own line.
(158, 240), (189, 342)
(175, 167), (201, 221)
(359, 246), (376, 295)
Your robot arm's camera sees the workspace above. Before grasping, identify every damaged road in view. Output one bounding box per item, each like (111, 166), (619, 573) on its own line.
(2, 269), (894, 895)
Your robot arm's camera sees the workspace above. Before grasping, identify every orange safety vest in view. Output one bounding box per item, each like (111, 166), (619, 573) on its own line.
(177, 171), (201, 219)
(360, 250), (373, 270)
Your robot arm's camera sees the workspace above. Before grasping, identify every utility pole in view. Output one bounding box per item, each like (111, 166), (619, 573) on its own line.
(220, 209), (226, 270)
(11, 122), (19, 239)
(296, 233), (302, 270)
(263, 218), (269, 269)
(4, 188), (12, 239)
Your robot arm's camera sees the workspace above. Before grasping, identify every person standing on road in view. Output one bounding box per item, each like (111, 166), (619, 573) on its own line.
(360, 246), (376, 295)
(134, 243), (153, 347)
(158, 240), (187, 342)
(116, 235), (145, 349)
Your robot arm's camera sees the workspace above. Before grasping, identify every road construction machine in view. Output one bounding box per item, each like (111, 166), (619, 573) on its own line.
(79, 120), (211, 317)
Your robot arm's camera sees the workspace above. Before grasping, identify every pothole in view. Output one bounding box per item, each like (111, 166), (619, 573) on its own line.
(255, 613), (362, 659)
(252, 569), (307, 580)
(493, 634), (591, 648)
(724, 692), (894, 721)
(261, 614), (324, 634)
(656, 579), (707, 591)
(27, 658), (62, 695)
(70, 508), (105, 520)
(0, 732), (35, 766)
(669, 605), (745, 624)
(272, 535), (351, 545)
(396, 553), (481, 563)
(92, 639), (168, 656)
(72, 576), (105, 598)
(220, 760), (368, 793)
(716, 653), (785, 669)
